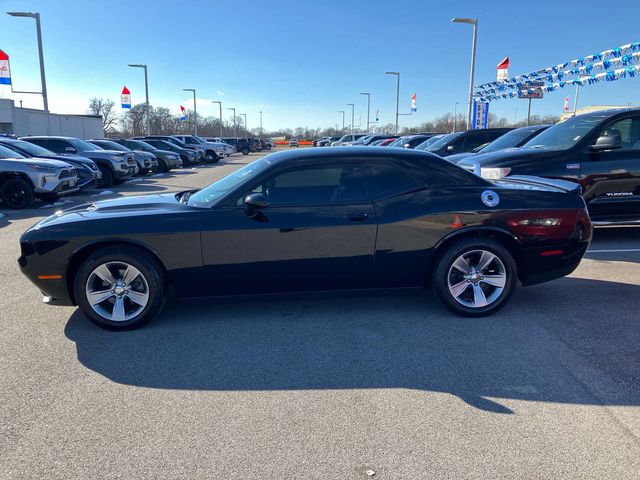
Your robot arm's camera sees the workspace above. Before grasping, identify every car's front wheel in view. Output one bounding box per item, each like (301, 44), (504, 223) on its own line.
(74, 247), (165, 330)
(0, 178), (34, 209)
(204, 150), (218, 163)
(432, 238), (517, 317)
(97, 165), (113, 188)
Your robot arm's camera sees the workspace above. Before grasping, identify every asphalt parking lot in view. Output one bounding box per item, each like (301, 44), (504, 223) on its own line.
(1, 149), (639, 479)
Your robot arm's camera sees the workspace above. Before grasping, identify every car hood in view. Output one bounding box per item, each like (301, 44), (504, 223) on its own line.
(457, 147), (562, 168)
(40, 153), (96, 166)
(1, 157), (72, 169)
(29, 193), (191, 230)
(445, 152), (474, 163)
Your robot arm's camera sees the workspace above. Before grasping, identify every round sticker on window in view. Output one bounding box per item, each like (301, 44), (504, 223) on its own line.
(481, 190), (500, 207)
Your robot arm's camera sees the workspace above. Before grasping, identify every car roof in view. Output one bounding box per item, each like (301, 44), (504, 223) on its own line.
(565, 107), (640, 120)
(262, 146), (448, 164)
(21, 136), (78, 140)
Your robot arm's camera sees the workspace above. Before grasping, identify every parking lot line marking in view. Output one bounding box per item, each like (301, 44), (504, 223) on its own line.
(587, 249), (640, 253)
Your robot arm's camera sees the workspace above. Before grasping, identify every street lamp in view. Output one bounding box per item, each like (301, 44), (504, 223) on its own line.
(212, 101), (223, 137)
(183, 88), (196, 135)
(128, 63), (150, 134)
(7, 11), (49, 132)
(338, 110), (345, 133)
(346, 103), (355, 133)
(360, 93), (371, 131)
(453, 101), (459, 132)
(384, 72), (400, 133)
(451, 17), (478, 130)
(227, 107), (237, 137)
(259, 111), (263, 137)
(240, 113), (247, 136)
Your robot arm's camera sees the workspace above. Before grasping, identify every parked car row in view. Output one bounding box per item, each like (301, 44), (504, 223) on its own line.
(0, 134), (243, 209)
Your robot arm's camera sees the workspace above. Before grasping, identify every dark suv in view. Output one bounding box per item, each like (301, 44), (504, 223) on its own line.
(221, 138), (254, 155)
(424, 128), (513, 157)
(458, 108), (640, 225)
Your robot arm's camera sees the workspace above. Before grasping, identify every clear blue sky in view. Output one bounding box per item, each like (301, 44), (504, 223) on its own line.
(1, 0), (639, 130)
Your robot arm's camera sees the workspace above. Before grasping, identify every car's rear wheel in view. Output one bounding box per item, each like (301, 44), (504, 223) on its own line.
(432, 238), (517, 317)
(74, 247), (165, 330)
(97, 165), (113, 188)
(0, 178), (34, 209)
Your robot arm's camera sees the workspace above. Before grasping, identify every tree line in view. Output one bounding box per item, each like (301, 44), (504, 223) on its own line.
(89, 98), (560, 139)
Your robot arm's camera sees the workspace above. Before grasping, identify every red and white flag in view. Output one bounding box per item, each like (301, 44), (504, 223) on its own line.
(179, 105), (187, 121)
(0, 49), (11, 86)
(411, 92), (417, 112)
(563, 96), (570, 111)
(497, 56), (509, 82)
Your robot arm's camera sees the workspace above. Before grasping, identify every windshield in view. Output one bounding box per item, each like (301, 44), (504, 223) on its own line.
(524, 116), (602, 151)
(0, 145), (26, 159)
(8, 140), (54, 157)
(187, 158), (271, 207)
(192, 136), (208, 144)
(93, 140), (130, 152)
(69, 138), (102, 152)
(387, 137), (406, 148)
(480, 127), (543, 153)
(126, 139), (156, 152)
(425, 132), (462, 152)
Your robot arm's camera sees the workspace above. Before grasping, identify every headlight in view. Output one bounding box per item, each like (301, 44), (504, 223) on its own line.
(27, 164), (57, 173)
(480, 167), (511, 179)
(113, 154), (127, 162)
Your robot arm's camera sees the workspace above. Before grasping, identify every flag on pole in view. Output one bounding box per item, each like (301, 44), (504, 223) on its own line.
(0, 49), (12, 85)
(497, 56), (509, 82)
(563, 96), (570, 111)
(411, 92), (417, 112)
(120, 86), (131, 109)
(179, 105), (187, 122)
(375, 108), (379, 122)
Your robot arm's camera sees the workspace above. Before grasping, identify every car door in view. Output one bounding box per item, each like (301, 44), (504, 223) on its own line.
(198, 161), (377, 296)
(580, 115), (640, 221)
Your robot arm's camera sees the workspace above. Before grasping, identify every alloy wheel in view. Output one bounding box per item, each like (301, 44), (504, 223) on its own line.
(3, 183), (28, 208)
(85, 261), (150, 321)
(447, 249), (507, 308)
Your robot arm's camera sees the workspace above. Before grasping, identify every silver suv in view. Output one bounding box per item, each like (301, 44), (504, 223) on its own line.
(23, 136), (136, 188)
(172, 135), (226, 163)
(0, 144), (79, 209)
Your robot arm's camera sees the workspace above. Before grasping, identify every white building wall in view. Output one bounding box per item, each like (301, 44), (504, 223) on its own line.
(0, 99), (104, 138)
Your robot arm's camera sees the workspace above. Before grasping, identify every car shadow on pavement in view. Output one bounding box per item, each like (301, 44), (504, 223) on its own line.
(64, 277), (640, 414)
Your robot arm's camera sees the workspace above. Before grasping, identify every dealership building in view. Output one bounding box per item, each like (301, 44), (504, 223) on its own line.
(0, 98), (103, 139)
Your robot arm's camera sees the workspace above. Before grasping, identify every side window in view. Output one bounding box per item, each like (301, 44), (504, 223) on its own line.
(238, 164), (367, 206)
(26, 139), (49, 150)
(46, 139), (71, 153)
(369, 164), (420, 199)
(600, 118), (640, 150)
(462, 132), (489, 150)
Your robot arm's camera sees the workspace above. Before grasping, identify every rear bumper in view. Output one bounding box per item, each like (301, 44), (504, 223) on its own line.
(519, 241), (590, 286)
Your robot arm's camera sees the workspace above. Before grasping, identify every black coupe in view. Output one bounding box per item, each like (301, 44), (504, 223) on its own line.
(19, 148), (592, 330)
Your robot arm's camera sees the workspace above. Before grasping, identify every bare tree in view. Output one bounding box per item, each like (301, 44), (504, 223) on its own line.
(88, 98), (118, 134)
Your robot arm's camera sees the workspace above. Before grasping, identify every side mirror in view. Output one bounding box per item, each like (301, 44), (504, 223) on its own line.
(446, 145), (455, 152)
(244, 192), (269, 210)
(65, 146), (77, 153)
(403, 143), (411, 148)
(590, 134), (622, 151)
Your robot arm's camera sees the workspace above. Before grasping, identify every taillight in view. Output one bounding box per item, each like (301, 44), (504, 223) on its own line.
(501, 209), (579, 239)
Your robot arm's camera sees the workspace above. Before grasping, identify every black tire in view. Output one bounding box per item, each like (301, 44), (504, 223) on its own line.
(74, 247), (165, 330)
(157, 159), (169, 173)
(0, 178), (34, 209)
(241, 147), (249, 155)
(204, 150), (218, 164)
(180, 155), (191, 167)
(432, 237), (517, 317)
(97, 165), (113, 188)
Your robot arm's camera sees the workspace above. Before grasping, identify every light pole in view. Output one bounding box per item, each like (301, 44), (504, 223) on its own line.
(128, 63), (150, 134)
(360, 93), (370, 131)
(451, 17), (478, 130)
(259, 111), (263, 136)
(385, 72), (400, 133)
(453, 101), (459, 132)
(227, 108), (237, 137)
(346, 103), (355, 133)
(240, 113), (247, 136)
(338, 110), (345, 134)
(183, 88), (196, 135)
(8, 11), (49, 133)
(212, 101), (223, 137)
